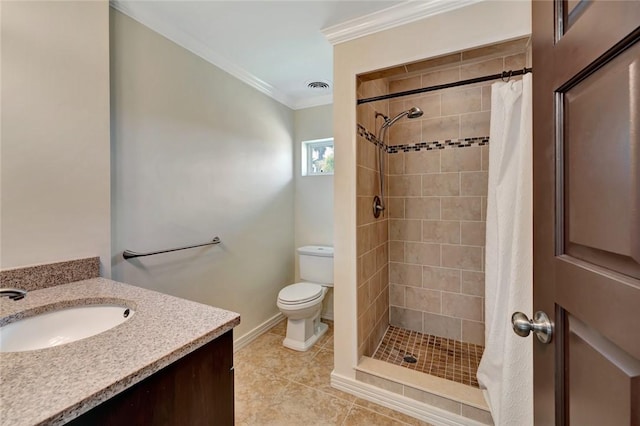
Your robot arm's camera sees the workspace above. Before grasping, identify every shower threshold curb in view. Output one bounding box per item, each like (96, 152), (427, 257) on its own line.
(357, 356), (489, 411)
(331, 368), (489, 426)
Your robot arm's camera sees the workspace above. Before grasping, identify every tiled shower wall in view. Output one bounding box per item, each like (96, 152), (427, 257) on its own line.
(387, 144), (488, 345)
(384, 52), (526, 345)
(356, 79), (390, 358)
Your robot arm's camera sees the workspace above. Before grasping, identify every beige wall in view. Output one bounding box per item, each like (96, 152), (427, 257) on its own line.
(294, 104), (334, 318)
(1, 1), (111, 274)
(333, 0), (531, 379)
(110, 10), (295, 339)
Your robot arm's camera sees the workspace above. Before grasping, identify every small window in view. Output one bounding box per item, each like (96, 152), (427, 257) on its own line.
(302, 138), (334, 176)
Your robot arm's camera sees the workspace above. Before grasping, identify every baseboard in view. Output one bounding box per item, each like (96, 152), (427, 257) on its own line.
(330, 372), (487, 426)
(233, 312), (284, 353)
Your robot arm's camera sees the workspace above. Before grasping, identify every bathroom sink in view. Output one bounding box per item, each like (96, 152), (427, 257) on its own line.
(0, 304), (134, 353)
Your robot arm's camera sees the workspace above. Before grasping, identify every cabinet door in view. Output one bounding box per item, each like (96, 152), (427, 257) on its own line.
(69, 330), (234, 426)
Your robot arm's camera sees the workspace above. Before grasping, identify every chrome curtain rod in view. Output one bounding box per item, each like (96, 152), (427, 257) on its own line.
(123, 236), (221, 260)
(357, 67), (533, 105)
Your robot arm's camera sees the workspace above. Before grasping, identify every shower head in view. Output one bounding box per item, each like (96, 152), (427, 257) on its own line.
(383, 106), (424, 128)
(406, 106), (424, 119)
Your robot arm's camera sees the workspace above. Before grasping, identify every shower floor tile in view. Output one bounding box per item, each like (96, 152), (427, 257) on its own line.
(372, 326), (484, 388)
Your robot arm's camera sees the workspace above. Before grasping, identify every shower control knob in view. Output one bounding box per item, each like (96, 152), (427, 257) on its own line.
(372, 195), (384, 218)
(511, 311), (553, 344)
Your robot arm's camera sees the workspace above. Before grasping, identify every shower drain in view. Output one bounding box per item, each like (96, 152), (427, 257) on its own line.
(403, 355), (417, 364)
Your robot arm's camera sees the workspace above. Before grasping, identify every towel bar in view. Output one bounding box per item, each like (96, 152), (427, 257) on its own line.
(123, 237), (221, 260)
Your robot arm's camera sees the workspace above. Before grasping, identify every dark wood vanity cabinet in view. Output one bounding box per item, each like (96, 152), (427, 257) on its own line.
(68, 330), (234, 426)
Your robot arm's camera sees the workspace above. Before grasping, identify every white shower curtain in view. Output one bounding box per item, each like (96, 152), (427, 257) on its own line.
(476, 74), (533, 426)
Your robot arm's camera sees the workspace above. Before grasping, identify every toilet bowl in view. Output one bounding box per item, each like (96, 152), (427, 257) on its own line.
(277, 246), (333, 351)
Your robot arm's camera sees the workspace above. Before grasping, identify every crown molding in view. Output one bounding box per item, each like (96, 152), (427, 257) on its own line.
(321, 0), (484, 45)
(291, 94), (334, 110)
(109, 0), (316, 110)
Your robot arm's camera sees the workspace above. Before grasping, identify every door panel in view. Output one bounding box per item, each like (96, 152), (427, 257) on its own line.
(563, 42), (640, 273)
(556, 1), (639, 48)
(533, 0), (640, 424)
(562, 0), (590, 32)
(556, 257), (640, 359)
(568, 314), (640, 426)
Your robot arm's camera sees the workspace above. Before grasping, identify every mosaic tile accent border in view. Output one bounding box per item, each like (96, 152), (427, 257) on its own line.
(388, 137), (489, 153)
(0, 257), (100, 291)
(357, 124), (489, 154)
(373, 325), (484, 388)
(357, 123), (385, 149)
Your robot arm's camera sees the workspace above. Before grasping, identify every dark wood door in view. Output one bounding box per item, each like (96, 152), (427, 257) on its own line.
(532, 1), (640, 424)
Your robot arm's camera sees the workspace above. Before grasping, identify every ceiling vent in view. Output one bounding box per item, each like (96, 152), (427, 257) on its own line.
(306, 80), (331, 90)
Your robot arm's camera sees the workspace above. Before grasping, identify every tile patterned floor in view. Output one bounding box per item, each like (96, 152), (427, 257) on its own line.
(234, 320), (433, 426)
(372, 326), (484, 388)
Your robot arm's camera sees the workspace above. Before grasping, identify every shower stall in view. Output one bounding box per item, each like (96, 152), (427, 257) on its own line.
(352, 37), (531, 424)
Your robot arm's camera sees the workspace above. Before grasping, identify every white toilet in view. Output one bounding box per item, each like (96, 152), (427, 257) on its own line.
(277, 245), (333, 351)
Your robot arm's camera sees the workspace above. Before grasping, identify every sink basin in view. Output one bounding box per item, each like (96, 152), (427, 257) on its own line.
(0, 304), (134, 352)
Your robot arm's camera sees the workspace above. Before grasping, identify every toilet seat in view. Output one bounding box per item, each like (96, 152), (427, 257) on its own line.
(277, 282), (323, 305)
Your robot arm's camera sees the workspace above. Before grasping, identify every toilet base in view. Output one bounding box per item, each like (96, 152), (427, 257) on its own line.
(282, 319), (328, 352)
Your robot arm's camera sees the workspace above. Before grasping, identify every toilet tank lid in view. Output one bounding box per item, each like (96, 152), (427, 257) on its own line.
(297, 245), (333, 257)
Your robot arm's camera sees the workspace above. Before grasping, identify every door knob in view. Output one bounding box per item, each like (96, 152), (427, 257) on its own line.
(511, 311), (553, 344)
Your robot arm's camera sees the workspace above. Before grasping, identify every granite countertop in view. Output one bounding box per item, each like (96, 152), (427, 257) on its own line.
(0, 278), (240, 426)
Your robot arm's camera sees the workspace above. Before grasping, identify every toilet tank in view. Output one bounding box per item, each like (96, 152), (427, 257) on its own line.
(298, 245), (334, 286)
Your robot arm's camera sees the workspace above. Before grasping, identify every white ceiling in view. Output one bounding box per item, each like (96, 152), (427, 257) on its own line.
(110, 1), (480, 110)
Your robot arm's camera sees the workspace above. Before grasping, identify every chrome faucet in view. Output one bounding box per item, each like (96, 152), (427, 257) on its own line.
(0, 288), (27, 301)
